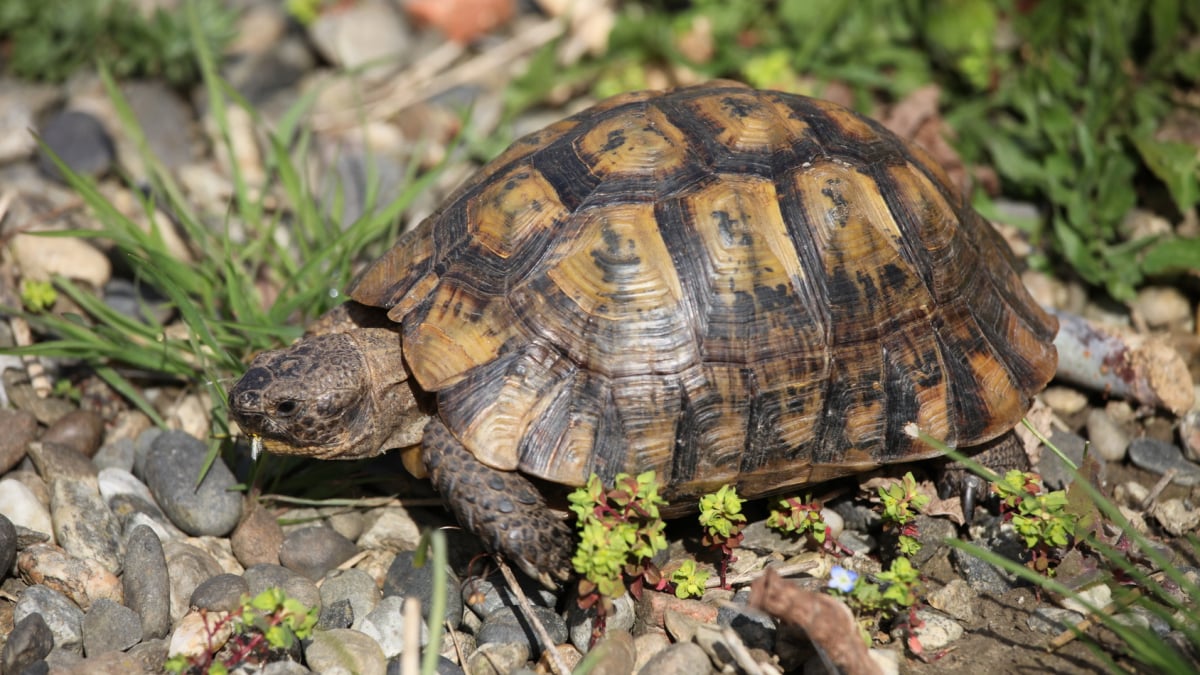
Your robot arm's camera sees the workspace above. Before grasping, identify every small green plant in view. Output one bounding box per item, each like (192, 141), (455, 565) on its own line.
(992, 470), (1078, 573)
(19, 280), (57, 313)
(568, 471), (669, 613)
(698, 484), (746, 588)
(767, 494), (835, 549)
(669, 559), (710, 599)
(164, 588), (318, 674)
(836, 557), (923, 617)
(877, 472), (930, 557)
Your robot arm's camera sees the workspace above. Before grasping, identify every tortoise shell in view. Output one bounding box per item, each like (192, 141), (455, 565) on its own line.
(350, 80), (1057, 505)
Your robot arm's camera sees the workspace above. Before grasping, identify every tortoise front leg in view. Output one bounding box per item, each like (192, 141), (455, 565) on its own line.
(937, 430), (1029, 523)
(422, 417), (573, 588)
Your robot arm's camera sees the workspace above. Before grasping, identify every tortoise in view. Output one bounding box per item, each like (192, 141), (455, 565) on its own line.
(229, 81), (1058, 587)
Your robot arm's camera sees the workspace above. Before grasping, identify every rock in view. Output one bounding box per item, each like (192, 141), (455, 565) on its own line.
(926, 578), (977, 623)
(278, 526), (357, 581)
(1128, 438), (1200, 486)
(306, 628), (388, 675)
(15, 584), (85, 654)
(636, 641), (712, 675)
(0, 78), (59, 162)
(0, 513), (17, 577)
(477, 604), (566, 656)
(466, 641), (530, 675)
(326, 510), (367, 542)
(244, 564), (323, 614)
(902, 609), (963, 651)
(580, 628), (635, 674)
(0, 479), (55, 540)
(1086, 408), (1130, 463)
(911, 515), (956, 567)
(1180, 410), (1200, 463)
(143, 430), (243, 536)
(123, 526), (171, 640)
(27, 441), (97, 482)
(0, 408), (37, 473)
(1133, 286), (1192, 329)
(463, 574), (558, 620)
(230, 501), (283, 567)
(82, 598), (142, 656)
(1150, 498), (1200, 537)
(739, 519), (811, 556)
(1038, 429), (1088, 490)
(358, 505), (423, 551)
(383, 549), (463, 629)
(1040, 386), (1089, 417)
(98, 468), (186, 540)
(568, 592), (634, 652)
(120, 81), (199, 171)
(163, 540), (224, 623)
(16, 543), (122, 610)
(633, 631), (671, 671)
(951, 544), (1019, 595)
(308, 0), (414, 78)
(167, 610), (233, 659)
(37, 109), (115, 180)
(360, 596), (428, 659)
(93, 439), (137, 473)
(2, 611), (54, 673)
(636, 588), (718, 633)
(716, 587), (775, 651)
(41, 410), (105, 458)
(321, 568), (380, 630)
(319, 598), (356, 631)
(102, 278), (175, 328)
(50, 478), (123, 574)
(1028, 607), (1085, 634)
(189, 573), (249, 612)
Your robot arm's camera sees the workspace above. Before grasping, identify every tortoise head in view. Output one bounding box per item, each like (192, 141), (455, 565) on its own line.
(229, 330), (427, 460)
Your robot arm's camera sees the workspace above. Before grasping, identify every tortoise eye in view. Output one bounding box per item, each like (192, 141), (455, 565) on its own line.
(275, 399), (300, 417)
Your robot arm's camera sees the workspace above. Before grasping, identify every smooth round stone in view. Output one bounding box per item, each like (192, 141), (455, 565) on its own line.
(278, 526), (357, 581)
(387, 654), (465, 675)
(16, 543), (122, 609)
(1028, 606), (1085, 634)
(466, 641), (529, 675)
(899, 608), (963, 650)
(477, 605), (566, 656)
(636, 641), (711, 675)
(1181, 410), (1200, 463)
(131, 427), (164, 478)
(93, 439), (137, 473)
(82, 598), (142, 656)
(41, 410), (105, 458)
(49, 479), (123, 574)
(0, 513), (17, 577)
(1128, 437), (1200, 486)
(230, 501), (283, 567)
(580, 629), (636, 675)
(123, 525), (171, 640)
(383, 550), (463, 629)
(15, 585), (84, 654)
(306, 628), (387, 675)
(103, 277), (174, 326)
(244, 564), (322, 614)
(189, 573), (249, 612)
(1085, 408), (1130, 462)
(27, 441), (97, 482)
(360, 595), (429, 659)
(463, 574), (557, 620)
(163, 541), (224, 623)
(98, 468), (186, 540)
(568, 593), (634, 652)
(143, 431), (243, 536)
(0, 479), (54, 539)
(320, 568), (380, 629)
(0, 408), (36, 474)
(1038, 429), (1088, 489)
(37, 109), (115, 180)
(2, 611), (53, 673)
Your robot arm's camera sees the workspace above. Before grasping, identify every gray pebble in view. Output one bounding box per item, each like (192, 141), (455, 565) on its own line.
(123, 525), (171, 640)
(27, 441), (97, 482)
(636, 641), (712, 675)
(567, 592), (634, 652)
(911, 515), (957, 567)
(0, 513), (17, 578)
(278, 526), (357, 581)
(739, 519), (810, 556)
(261, 659), (312, 675)
(463, 575), (557, 620)
(951, 544), (1020, 595)
(580, 629), (636, 675)
(1128, 437), (1200, 486)
(41, 410), (105, 458)
(93, 439), (137, 473)
(189, 573), (249, 612)
(37, 109), (115, 181)
(384, 550), (463, 629)
(102, 278), (175, 327)
(716, 587), (775, 651)
(1085, 408), (1129, 462)
(98, 468), (185, 540)
(900, 608), (963, 650)
(926, 578), (977, 623)
(245, 564), (323, 614)
(1181, 410), (1200, 463)
(2, 612), (54, 673)
(163, 540), (223, 623)
(50, 478), (123, 574)
(466, 641), (529, 675)
(1028, 606), (1085, 634)
(321, 568), (380, 629)
(82, 598), (142, 656)
(306, 628), (387, 675)
(477, 605), (566, 656)
(143, 431), (243, 536)
(0, 408), (36, 474)
(1038, 429), (1088, 489)
(131, 427), (163, 479)
(318, 598), (355, 630)
(388, 654), (465, 675)
(360, 595), (428, 659)
(15, 584), (84, 653)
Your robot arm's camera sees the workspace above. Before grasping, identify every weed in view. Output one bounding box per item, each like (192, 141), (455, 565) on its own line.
(698, 484), (746, 588)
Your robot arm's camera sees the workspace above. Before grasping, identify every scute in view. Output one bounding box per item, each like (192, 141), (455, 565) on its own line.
(348, 81), (1058, 503)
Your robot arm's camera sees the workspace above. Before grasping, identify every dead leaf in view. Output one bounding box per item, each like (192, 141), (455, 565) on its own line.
(405, 0), (516, 44)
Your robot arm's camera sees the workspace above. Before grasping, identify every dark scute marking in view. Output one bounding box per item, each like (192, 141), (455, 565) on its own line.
(589, 223), (641, 283)
(532, 135), (599, 212)
(881, 348), (920, 462)
(753, 283), (792, 312)
(721, 95), (756, 118)
(811, 365), (854, 464)
(739, 369), (782, 473)
(880, 262), (909, 293)
(826, 266), (860, 314)
(670, 387), (701, 486)
(601, 129), (627, 152)
(856, 269), (881, 315)
(934, 329), (991, 440)
(589, 379), (626, 487)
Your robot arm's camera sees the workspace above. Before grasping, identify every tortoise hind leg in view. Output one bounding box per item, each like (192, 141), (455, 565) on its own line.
(937, 430), (1029, 524)
(422, 417), (573, 588)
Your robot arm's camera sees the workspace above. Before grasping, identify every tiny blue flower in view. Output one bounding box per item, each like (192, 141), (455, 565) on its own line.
(827, 565), (858, 593)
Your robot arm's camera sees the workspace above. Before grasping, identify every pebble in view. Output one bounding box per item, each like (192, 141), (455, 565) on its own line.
(911, 515), (957, 567)
(1028, 606), (1084, 634)
(0, 78), (59, 162)
(308, 0), (414, 78)
(738, 518), (812, 556)
(16, 543), (122, 610)
(466, 641), (530, 675)
(633, 631), (671, 672)
(383, 549), (464, 629)
(951, 543), (1019, 595)
(163, 540), (224, 623)
(319, 598), (356, 630)
(249, 564), (323, 613)
(326, 510), (367, 542)
(360, 596), (428, 659)
(0, 513), (16, 576)
(1041, 386), (1089, 417)
(189, 573), (249, 612)
(2, 612), (54, 673)
(167, 610), (233, 659)
(321, 568), (380, 630)
(82, 598), (142, 656)
(1128, 437), (1200, 486)
(0, 408), (37, 474)
(98, 468), (185, 539)
(102, 279), (175, 328)
(926, 578), (977, 623)
(278, 526), (358, 581)
(37, 109), (115, 180)
(27, 441), (98, 482)
(1060, 584), (1112, 616)
(143, 430), (243, 536)
(1150, 498), (1200, 537)
(1086, 408), (1130, 462)
(230, 501), (284, 567)
(581, 628), (636, 675)
(1038, 429), (1088, 490)
(93, 439), (137, 473)
(637, 588), (719, 633)
(463, 574), (558, 620)
(637, 641), (712, 675)
(3, 370), (77, 424)
(49, 478), (123, 574)
(15, 584), (85, 654)
(307, 628), (388, 675)
(716, 587), (776, 651)
(567, 592), (635, 652)
(1133, 286), (1193, 329)
(1180, 410), (1200, 463)
(902, 608), (963, 651)
(121, 81), (200, 171)
(477, 604), (566, 655)
(122, 526), (171, 640)
(41, 410), (105, 458)
(357, 505), (424, 551)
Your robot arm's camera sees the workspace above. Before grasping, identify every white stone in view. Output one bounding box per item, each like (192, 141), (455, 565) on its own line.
(0, 479), (54, 542)
(11, 233), (112, 288)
